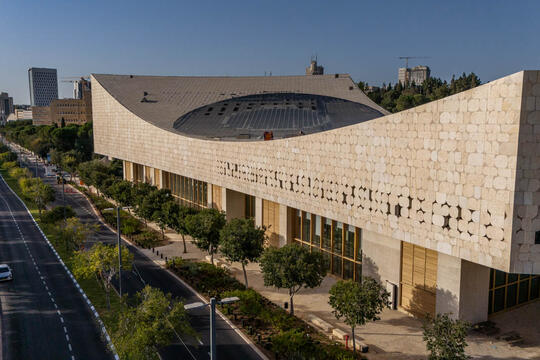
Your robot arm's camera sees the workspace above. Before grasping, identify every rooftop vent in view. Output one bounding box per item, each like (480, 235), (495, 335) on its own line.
(335, 74), (339, 78)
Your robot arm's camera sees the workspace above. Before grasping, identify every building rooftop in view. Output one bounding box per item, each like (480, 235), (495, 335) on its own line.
(93, 73), (387, 140)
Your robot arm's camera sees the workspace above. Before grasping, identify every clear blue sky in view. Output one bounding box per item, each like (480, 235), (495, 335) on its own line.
(1, 0), (539, 104)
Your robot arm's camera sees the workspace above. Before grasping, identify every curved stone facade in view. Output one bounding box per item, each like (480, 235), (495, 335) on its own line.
(92, 71), (540, 274)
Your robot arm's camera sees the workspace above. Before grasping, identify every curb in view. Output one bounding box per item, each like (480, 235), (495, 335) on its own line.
(0, 173), (120, 360)
(72, 185), (270, 360)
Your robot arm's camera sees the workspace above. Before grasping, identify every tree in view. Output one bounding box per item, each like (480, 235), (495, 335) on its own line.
(41, 205), (77, 224)
(19, 177), (55, 215)
(57, 217), (99, 252)
(114, 285), (194, 360)
(259, 244), (326, 315)
(72, 243), (133, 309)
(422, 313), (470, 360)
(174, 206), (198, 253)
(220, 218), (265, 287)
(185, 208), (225, 265)
(328, 278), (390, 353)
(131, 182), (154, 225)
(144, 190), (173, 240)
(108, 180), (134, 208)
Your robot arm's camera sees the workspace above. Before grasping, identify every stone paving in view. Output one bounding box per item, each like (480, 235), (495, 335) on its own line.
(135, 222), (540, 360)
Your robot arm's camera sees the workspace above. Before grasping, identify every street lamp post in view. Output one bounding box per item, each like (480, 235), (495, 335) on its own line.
(183, 296), (239, 360)
(104, 206), (131, 297)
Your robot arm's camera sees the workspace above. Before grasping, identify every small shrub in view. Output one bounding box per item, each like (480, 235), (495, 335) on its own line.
(41, 206), (77, 224)
(8, 166), (30, 180)
(271, 329), (319, 360)
(222, 289), (265, 319)
(0, 151), (17, 164)
(1, 161), (17, 170)
(132, 229), (160, 248)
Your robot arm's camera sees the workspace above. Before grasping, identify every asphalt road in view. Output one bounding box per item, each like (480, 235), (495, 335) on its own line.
(0, 173), (114, 360)
(6, 144), (265, 360)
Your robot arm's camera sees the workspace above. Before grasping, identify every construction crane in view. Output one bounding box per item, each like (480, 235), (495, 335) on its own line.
(398, 56), (430, 69)
(60, 76), (90, 84)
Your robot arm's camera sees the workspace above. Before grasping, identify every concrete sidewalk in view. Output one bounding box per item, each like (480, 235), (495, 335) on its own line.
(130, 219), (539, 360)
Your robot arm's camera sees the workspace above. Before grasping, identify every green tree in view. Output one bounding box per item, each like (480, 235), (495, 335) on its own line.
(328, 278), (390, 353)
(144, 189), (173, 240)
(114, 285), (194, 360)
(19, 177), (55, 215)
(56, 217), (99, 252)
(422, 313), (470, 360)
(108, 180), (134, 208)
(61, 152), (78, 180)
(174, 206), (198, 253)
(259, 244), (326, 315)
(185, 208), (226, 265)
(41, 205), (77, 224)
(72, 243), (133, 309)
(220, 218), (265, 287)
(131, 182), (155, 225)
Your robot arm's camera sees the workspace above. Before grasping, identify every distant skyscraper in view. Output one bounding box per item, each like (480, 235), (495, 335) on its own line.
(74, 78), (91, 99)
(398, 65), (430, 85)
(306, 57), (324, 75)
(28, 67), (58, 106)
(0, 92), (14, 124)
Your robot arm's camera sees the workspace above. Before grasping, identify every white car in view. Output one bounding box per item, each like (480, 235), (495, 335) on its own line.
(0, 264), (13, 281)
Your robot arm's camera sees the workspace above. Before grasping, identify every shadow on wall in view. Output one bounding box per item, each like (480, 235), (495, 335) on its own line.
(405, 286), (458, 320)
(362, 254), (381, 283)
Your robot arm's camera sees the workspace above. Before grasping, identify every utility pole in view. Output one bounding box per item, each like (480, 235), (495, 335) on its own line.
(116, 206), (122, 297)
(210, 298), (217, 359)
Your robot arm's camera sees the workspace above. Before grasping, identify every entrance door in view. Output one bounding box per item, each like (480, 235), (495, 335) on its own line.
(400, 242), (438, 317)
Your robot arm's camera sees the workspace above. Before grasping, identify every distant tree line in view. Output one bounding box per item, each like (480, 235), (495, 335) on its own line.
(359, 72), (481, 113)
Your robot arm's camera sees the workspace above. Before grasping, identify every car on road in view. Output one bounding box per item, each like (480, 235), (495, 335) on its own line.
(0, 264), (13, 281)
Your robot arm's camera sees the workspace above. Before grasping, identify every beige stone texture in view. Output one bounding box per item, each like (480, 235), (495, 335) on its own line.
(92, 71), (540, 273)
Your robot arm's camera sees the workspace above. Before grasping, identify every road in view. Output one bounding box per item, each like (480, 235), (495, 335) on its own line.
(0, 173), (114, 359)
(5, 142), (266, 360)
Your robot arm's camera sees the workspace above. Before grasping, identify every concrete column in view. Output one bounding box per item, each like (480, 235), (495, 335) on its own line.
(122, 160), (126, 180)
(207, 184), (213, 208)
(221, 187), (227, 212)
(255, 197), (263, 227)
(277, 204), (289, 247)
(158, 169), (164, 189)
(436, 253), (490, 323)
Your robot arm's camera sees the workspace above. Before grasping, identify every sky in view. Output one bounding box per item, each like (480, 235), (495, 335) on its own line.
(1, 0), (539, 104)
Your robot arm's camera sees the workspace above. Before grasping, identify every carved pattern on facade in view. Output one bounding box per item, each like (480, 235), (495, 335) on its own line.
(91, 71), (540, 273)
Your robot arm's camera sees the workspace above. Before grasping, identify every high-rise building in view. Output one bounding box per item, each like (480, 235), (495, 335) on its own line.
(306, 58), (324, 75)
(398, 65), (430, 85)
(28, 67), (58, 106)
(0, 92), (14, 124)
(74, 78), (91, 99)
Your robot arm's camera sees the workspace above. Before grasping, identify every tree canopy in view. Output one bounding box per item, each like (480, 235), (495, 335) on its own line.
(185, 208), (226, 265)
(328, 278), (390, 353)
(259, 244), (326, 315)
(220, 218), (265, 287)
(422, 313), (470, 360)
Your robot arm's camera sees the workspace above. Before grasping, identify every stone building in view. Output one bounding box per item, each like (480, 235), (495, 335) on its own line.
(306, 58), (324, 75)
(398, 65), (431, 85)
(92, 70), (540, 323)
(31, 80), (92, 126)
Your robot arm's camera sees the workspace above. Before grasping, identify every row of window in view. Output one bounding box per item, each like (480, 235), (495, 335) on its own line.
(293, 209), (362, 281)
(488, 269), (539, 314)
(162, 171), (208, 210)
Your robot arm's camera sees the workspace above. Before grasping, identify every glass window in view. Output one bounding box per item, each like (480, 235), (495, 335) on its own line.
(322, 218), (332, 251)
(532, 277), (540, 299)
(488, 291), (493, 314)
(333, 221), (343, 256)
(302, 212), (311, 243)
(321, 251), (331, 272)
(355, 263), (362, 283)
(508, 273), (519, 284)
(506, 284), (517, 308)
(332, 255), (342, 276)
(343, 260), (354, 280)
(493, 288), (505, 313)
(494, 270), (506, 287)
(295, 210), (301, 239)
(344, 225), (355, 259)
(313, 215), (321, 247)
(518, 280), (529, 304)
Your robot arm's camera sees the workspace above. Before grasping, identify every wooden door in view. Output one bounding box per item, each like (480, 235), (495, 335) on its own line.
(400, 242), (437, 317)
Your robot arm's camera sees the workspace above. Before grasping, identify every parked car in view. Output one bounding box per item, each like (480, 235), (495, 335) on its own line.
(0, 264), (13, 281)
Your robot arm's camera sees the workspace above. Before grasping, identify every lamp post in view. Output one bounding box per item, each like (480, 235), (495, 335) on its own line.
(183, 296), (240, 360)
(104, 206), (131, 297)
